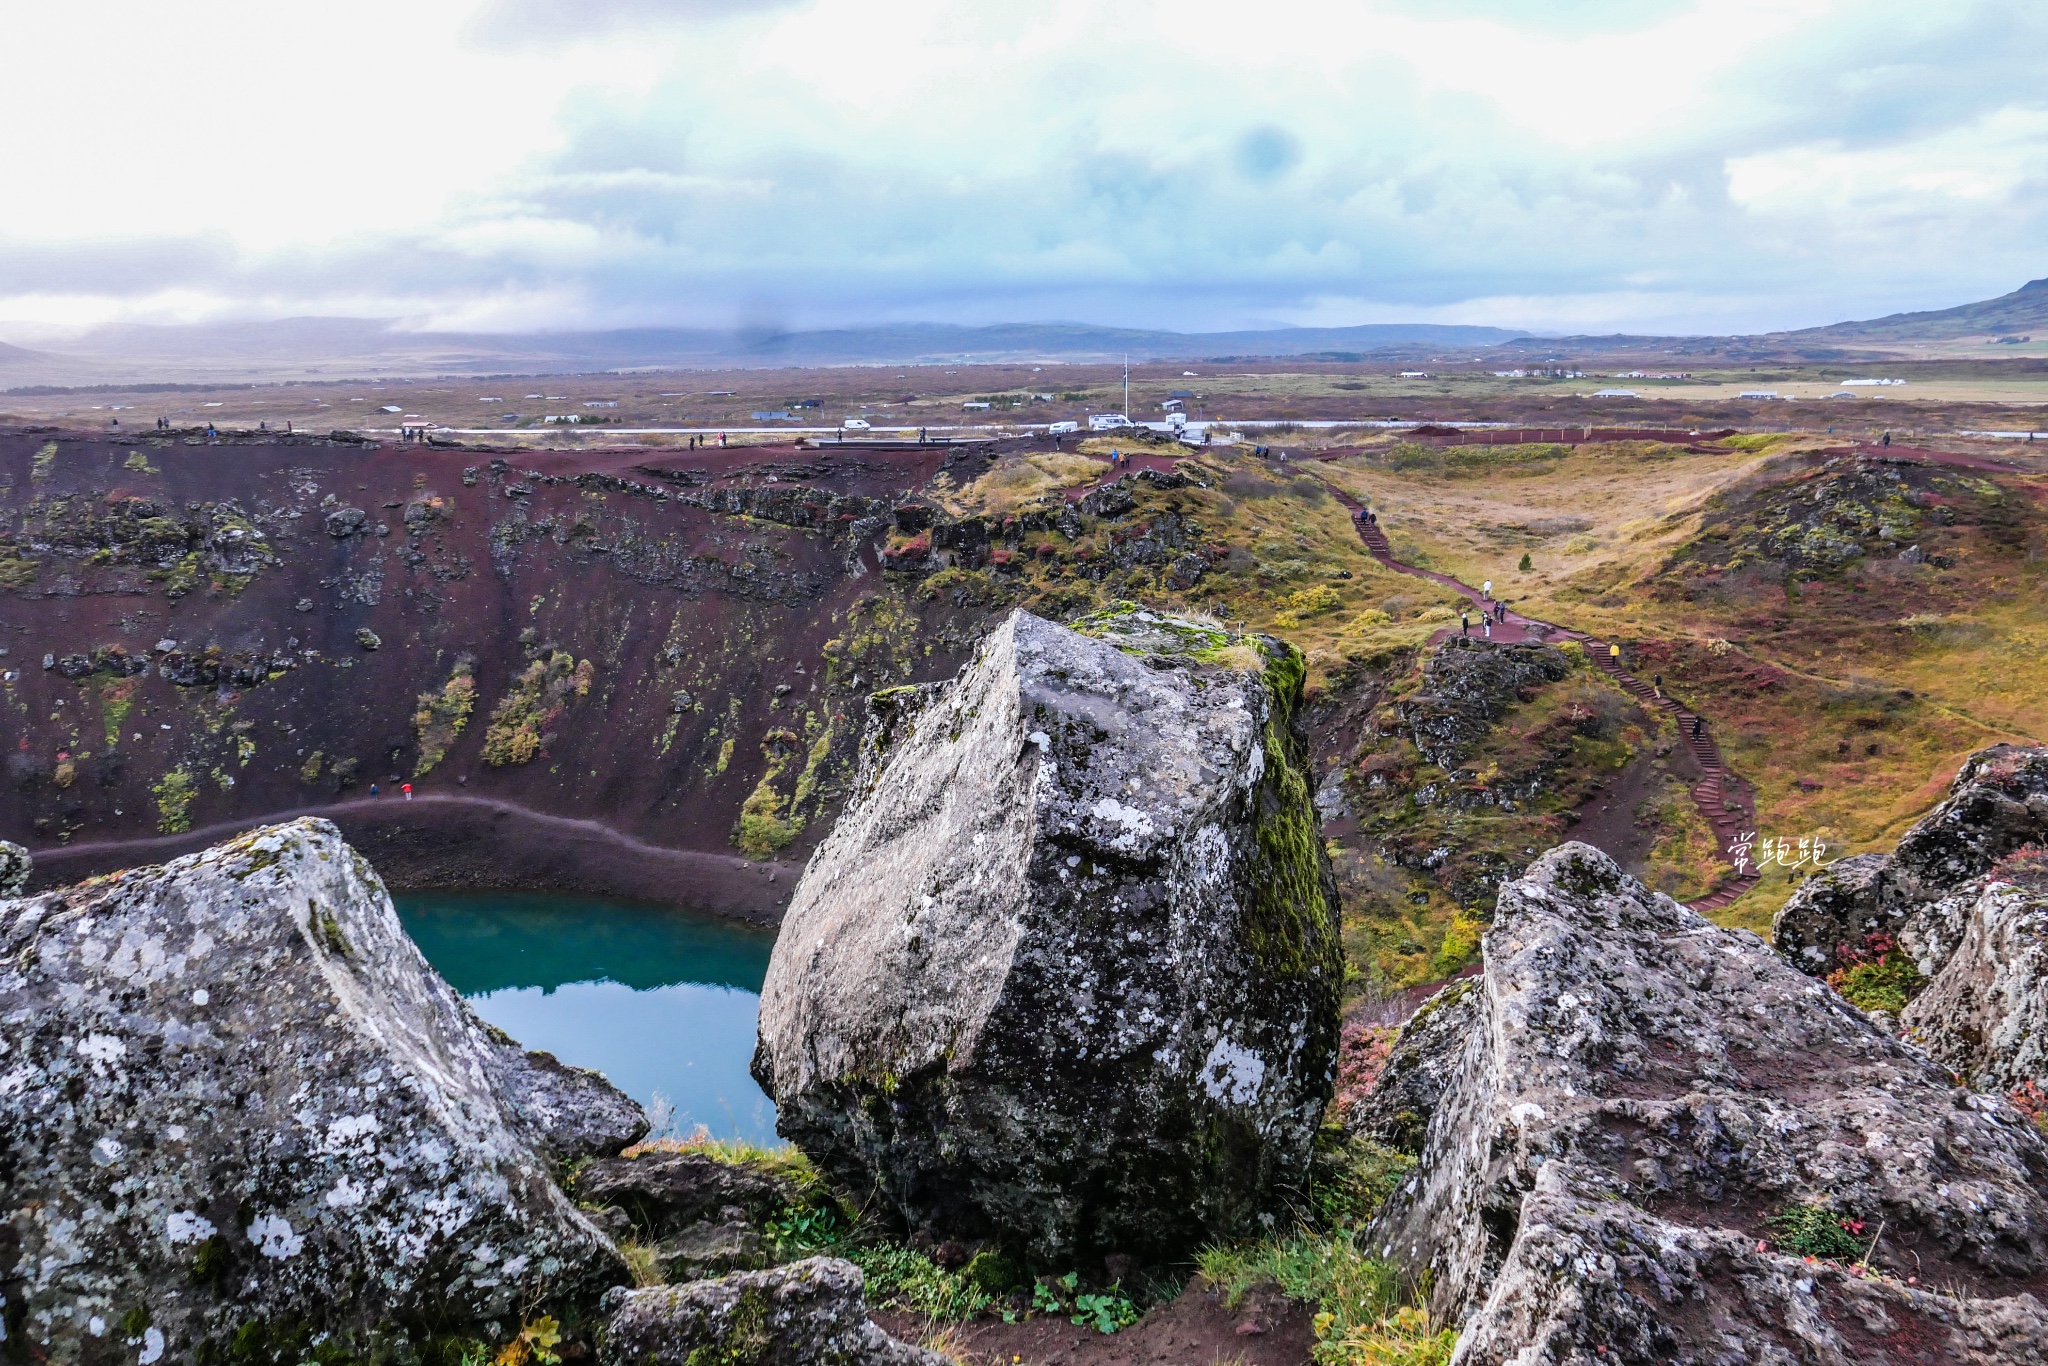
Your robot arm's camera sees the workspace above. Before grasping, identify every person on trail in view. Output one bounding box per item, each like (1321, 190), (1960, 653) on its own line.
(402, 783), (413, 800)
(1495, 600), (1506, 623)
(1460, 612), (1469, 635)
(370, 783), (379, 797)
(719, 432), (726, 448)
(1653, 672), (1664, 699)
(1691, 716), (1704, 741)
(1483, 616), (1492, 638)
(1882, 430), (1891, 447)
(1609, 643), (1621, 664)
(1482, 579), (1493, 600)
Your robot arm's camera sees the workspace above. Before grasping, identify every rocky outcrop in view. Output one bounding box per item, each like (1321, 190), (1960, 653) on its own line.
(1770, 851), (1895, 972)
(752, 605), (1343, 1262)
(0, 838), (28, 895)
(0, 819), (634, 1363)
(1397, 637), (1572, 769)
(1366, 842), (2048, 1364)
(1342, 976), (1480, 1153)
(601, 1258), (946, 1366)
(1776, 745), (2048, 972)
(1775, 744), (2048, 1089)
(575, 1150), (800, 1280)
(1900, 883), (2048, 1091)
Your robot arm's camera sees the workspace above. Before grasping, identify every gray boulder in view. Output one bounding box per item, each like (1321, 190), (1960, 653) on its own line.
(1776, 745), (2048, 973)
(1770, 851), (1896, 972)
(752, 605), (1343, 1261)
(1366, 842), (2048, 1363)
(574, 1150), (800, 1280)
(0, 838), (28, 895)
(601, 1258), (945, 1366)
(1903, 883), (2048, 1091)
(1342, 976), (1480, 1153)
(1774, 745), (2048, 1090)
(0, 818), (631, 1363)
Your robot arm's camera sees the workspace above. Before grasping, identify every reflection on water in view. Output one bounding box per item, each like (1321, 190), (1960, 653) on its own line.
(396, 891), (778, 1143)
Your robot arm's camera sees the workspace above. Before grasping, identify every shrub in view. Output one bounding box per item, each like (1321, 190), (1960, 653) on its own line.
(1826, 931), (1924, 1014)
(1518, 553), (1533, 571)
(847, 1246), (996, 1321)
(153, 768), (196, 834)
(481, 651), (592, 766)
(1765, 1201), (1866, 1261)
(414, 656), (478, 776)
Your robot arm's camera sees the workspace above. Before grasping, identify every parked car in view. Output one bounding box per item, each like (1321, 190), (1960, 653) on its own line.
(842, 418), (871, 430)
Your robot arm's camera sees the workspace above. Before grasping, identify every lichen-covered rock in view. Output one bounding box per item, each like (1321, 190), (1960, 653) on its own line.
(1775, 745), (2048, 1090)
(752, 605), (1342, 1261)
(1778, 745), (2048, 974)
(1770, 851), (1896, 972)
(492, 1042), (652, 1161)
(1366, 842), (2048, 1364)
(0, 838), (28, 896)
(574, 1150), (798, 1279)
(0, 818), (630, 1362)
(1397, 637), (1572, 769)
(1903, 883), (2048, 1090)
(600, 1258), (945, 1366)
(1343, 977), (1479, 1153)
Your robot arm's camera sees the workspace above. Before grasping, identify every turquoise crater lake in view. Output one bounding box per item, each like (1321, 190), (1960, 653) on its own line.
(396, 891), (778, 1143)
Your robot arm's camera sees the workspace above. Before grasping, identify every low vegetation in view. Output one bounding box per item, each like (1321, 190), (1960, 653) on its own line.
(1196, 1129), (1453, 1366)
(481, 651), (593, 766)
(413, 656), (478, 776)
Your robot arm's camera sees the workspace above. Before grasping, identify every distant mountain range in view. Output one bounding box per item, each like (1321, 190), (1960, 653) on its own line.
(2, 279), (2043, 389)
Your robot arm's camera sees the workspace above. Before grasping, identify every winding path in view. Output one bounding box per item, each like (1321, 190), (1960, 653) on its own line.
(1322, 482), (1762, 912)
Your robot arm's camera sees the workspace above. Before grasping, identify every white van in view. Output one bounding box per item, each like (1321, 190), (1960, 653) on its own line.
(842, 418), (871, 430)
(1046, 420), (1080, 435)
(1088, 413), (1132, 432)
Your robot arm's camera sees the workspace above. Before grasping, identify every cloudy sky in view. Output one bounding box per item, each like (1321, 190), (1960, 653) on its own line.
(4, 0), (2046, 338)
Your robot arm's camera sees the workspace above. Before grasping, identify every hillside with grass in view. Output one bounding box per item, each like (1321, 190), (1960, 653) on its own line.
(1315, 435), (2048, 933)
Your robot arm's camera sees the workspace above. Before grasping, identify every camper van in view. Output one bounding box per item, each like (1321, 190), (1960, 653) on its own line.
(1088, 413), (1132, 432)
(842, 418), (871, 430)
(1046, 420), (1080, 436)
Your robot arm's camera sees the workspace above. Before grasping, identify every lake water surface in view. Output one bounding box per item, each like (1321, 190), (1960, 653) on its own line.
(396, 891), (778, 1142)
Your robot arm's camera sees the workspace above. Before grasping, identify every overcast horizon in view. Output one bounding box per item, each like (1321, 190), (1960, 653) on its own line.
(5, 1), (2047, 343)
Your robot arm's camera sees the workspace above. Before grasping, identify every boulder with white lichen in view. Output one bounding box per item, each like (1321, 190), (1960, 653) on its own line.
(751, 604), (1343, 1262)
(1774, 744), (2048, 1091)
(1365, 841), (2048, 1364)
(0, 818), (639, 1363)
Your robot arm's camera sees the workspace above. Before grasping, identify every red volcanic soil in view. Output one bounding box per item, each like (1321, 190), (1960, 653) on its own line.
(0, 428), (988, 907)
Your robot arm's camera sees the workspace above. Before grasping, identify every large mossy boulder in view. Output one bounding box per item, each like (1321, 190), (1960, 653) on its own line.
(1367, 841), (2048, 1363)
(0, 818), (635, 1363)
(751, 605), (1343, 1261)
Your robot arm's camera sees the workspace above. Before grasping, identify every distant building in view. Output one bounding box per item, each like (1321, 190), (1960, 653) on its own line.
(1591, 388), (1638, 399)
(1398, 371), (1429, 379)
(962, 401), (992, 411)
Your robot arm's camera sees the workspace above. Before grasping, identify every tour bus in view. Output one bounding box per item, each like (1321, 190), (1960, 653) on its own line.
(1046, 420), (1080, 435)
(1088, 413), (1133, 431)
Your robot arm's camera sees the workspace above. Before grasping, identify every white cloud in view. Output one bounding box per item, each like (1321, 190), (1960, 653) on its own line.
(2, 0), (2045, 335)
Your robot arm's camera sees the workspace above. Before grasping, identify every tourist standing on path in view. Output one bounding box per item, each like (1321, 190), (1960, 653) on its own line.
(1653, 673), (1663, 699)
(1460, 612), (1469, 635)
(1482, 578), (1493, 600)
(1483, 616), (1492, 638)
(402, 783), (413, 800)
(1609, 643), (1622, 665)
